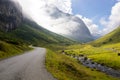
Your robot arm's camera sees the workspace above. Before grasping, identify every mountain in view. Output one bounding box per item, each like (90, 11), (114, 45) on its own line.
(90, 26), (120, 46)
(0, 0), (75, 59)
(0, 0), (22, 32)
(60, 16), (94, 42)
(0, 19), (75, 46)
(36, 5), (93, 42)
(0, 0), (93, 44)
(0, 0), (74, 46)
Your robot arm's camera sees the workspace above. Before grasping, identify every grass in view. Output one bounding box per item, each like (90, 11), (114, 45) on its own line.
(45, 49), (119, 80)
(90, 26), (120, 46)
(64, 43), (120, 70)
(0, 23), (74, 46)
(0, 40), (31, 60)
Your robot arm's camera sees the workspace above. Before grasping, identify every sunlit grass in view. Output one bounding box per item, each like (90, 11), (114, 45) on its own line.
(90, 26), (120, 46)
(64, 43), (120, 70)
(46, 49), (119, 80)
(0, 41), (31, 60)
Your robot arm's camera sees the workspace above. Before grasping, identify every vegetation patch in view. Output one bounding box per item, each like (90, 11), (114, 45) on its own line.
(90, 26), (120, 46)
(45, 49), (119, 80)
(0, 40), (31, 60)
(64, 44), (120, 70)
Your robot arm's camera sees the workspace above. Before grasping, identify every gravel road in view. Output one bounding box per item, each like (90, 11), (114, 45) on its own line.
(0, 47), (56, 80)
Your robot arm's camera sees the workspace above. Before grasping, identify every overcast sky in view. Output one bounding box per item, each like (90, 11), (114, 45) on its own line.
(14, 0), (120, 37)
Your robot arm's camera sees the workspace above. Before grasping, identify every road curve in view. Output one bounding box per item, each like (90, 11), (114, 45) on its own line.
(0, 47), (56, 80)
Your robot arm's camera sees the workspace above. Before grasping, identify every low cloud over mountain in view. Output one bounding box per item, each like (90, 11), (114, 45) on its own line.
(14, 0), (93, 42)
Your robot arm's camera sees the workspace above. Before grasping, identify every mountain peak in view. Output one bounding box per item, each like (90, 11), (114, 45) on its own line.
(42, 5), (93, 42)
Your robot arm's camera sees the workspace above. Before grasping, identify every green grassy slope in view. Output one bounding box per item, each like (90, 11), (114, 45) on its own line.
(46, 49), (119, 80)
(0, 20), (75, 59)
(90, 26), (120, 46)
(0, 40), (31, 59)
(0, 21), (75, 46)
(64, 44), (120, 70)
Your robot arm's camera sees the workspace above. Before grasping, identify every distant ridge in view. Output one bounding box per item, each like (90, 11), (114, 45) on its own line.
(90, 26), (120, 46)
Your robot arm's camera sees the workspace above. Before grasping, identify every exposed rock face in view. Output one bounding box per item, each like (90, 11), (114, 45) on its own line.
(0, 0), (22, 32)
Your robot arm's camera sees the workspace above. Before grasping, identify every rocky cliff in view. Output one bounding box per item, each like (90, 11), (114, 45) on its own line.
(0, 0), (22, 32)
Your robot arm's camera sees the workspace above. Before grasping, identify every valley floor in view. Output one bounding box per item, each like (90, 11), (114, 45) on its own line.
(46, 43), (120, 80)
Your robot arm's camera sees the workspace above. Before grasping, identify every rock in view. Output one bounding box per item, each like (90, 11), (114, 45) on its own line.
(101, 63), (104, 66)
(91, 62), (94, 64)
(79, 54), (84, 57)
(118, 53), (120, 56)
(61, 50), (65, 54)
(84, 57), (88, 61)
(0, 0), (22, 32)
(61, 50), (64, 53)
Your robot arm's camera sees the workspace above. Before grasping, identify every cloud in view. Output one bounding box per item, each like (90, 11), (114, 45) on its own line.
(14, 0), (87, 35)
(55, 0), (72, 14)
(14, 0), (72, 31)
(76, 15), (100, 37)
(13, 0), (93, 42)
(100, 1), (120, 35)
(117, 0), (120, 2)
(15, 0), (72, 16)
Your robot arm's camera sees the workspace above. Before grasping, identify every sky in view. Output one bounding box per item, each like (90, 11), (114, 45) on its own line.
(14, 0), (120, 37)
(71, 0), (120, 36)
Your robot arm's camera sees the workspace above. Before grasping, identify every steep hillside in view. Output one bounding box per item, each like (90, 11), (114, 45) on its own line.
(0, 0), (22, 32)
(42, 6), (93, 42)
(0, 19), (75, 59)
(0, 40), (31, 60)
(0, 0), (74, 46)
(0, 0), (93, 43)
(0, 20), (75, 46)
(90, 26), (120, 46)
